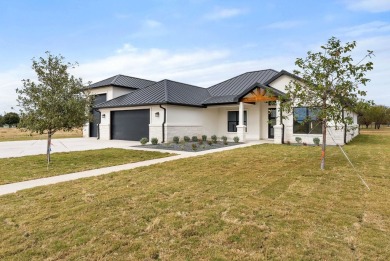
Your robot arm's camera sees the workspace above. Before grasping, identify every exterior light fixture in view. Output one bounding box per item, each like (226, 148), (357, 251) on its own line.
(155, 112), (160, 117)
(102, 114), (106, 118)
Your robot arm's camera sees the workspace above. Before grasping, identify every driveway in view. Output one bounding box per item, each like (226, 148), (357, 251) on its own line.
(0, 138), (140, 158)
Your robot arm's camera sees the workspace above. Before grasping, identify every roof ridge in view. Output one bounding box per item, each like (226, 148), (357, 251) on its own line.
(206, 69), (278, 89)
(111, 75), (120, 84)
(116, 74), (156, 83)
(163, 78), (205, 89)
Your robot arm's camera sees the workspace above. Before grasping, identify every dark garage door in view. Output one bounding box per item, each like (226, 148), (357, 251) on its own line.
(90, 94), (107, 137)
(111, 110), (150, 141)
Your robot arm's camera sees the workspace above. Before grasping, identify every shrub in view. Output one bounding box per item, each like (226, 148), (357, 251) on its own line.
(198, 139), (203, 145)
(303, 142), (307, 146)
(140, 137), (148, 145)
(207, 140), (213, 146)
(295, 137), (302, 144)
(172, 136), (180, 144)
(211, 135), (218, 143)
(183, 136), (190, 142)
(286, 141), (291, 145)
(151, 137), (158, 145)
(191, 136), (198, 142)
(233, 136), (239, 143)
(202, 135), (207, 141)
(192, 143), (197, 151)
(313, 137), (320, 146)
(221, 136), (227, 142)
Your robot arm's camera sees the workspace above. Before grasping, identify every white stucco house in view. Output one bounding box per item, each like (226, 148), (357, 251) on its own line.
(83, 69), (358, 145)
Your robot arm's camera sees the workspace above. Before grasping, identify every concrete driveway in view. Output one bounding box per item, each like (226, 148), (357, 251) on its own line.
(0, 138), (140, 158)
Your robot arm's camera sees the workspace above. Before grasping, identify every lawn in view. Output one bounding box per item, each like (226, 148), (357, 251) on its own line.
(0, 149), (172, 185)
(0, 127), (82, 142)
(0, 129), (389, 260)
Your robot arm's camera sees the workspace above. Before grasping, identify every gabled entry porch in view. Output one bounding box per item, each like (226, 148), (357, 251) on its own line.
(235, 85), (283, 142)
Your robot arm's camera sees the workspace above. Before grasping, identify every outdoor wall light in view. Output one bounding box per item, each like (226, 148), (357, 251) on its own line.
(155, 112), (160, 117)
(102, 114), (106, 118)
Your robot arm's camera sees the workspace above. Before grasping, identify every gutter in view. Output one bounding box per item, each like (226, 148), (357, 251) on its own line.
(159, 105), (166, 143)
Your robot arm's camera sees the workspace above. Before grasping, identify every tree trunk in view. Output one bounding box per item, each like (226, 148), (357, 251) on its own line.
(47, 130), (52, 164)
(321, 119), (326, 170)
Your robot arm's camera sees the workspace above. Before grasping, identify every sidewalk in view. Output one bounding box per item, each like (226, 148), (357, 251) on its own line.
(0, 140), (270, 196)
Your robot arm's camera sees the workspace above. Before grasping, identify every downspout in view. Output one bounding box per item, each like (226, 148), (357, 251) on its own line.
(159, 105), (166, 143)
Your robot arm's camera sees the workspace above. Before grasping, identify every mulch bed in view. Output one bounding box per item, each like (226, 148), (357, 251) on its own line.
(136, 141), (242, 152)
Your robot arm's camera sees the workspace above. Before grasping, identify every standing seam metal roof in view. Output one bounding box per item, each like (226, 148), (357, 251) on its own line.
(88, 74), (156, 89)
(96, 79), (211, 108)
(95, 69), (286, 108)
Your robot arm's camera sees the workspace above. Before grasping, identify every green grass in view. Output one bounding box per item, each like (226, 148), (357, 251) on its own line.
(0, 149), (172, 185)
(0, 129), (389, 260)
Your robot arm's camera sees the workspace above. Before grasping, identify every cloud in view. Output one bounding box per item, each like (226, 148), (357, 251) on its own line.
(262, 20), (304, 30)
(144, 19), (162, 29)
(130, 19), (165, 38)
(75, 44), (293, 88)
(343, 0), (390, 12)
(338, 21), (390, 37)
(204, 8), (246, 20)
(0, 66), (35, 113)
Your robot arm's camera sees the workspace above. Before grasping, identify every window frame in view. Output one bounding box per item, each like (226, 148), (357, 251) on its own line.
(227, 110), (247, 132)
(293, 107), (322, 134)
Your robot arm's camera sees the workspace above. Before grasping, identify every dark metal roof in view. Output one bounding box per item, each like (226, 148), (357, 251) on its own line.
(264, 70), (303, 86)
(94, 69), (291, 108)
(88, 74), (156, 89)
(96, 79), (210, 108)
(207, 69), (279, 96)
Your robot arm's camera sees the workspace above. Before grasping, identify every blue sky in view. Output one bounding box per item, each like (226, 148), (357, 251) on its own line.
(1, 0), (389, 112)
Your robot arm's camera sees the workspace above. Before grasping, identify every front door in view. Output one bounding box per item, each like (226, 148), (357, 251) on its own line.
(268, 108), (276, 139)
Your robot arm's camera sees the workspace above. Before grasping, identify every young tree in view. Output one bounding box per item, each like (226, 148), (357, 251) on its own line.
(281, 37), (374, 170)
(17, 52), (92, 163)
(3, 112), (20, 126)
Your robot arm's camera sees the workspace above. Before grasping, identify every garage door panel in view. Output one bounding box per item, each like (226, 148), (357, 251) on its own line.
(111, 110), (150, 141)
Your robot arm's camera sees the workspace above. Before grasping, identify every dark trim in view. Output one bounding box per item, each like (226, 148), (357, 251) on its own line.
(159, 105), (166, 143)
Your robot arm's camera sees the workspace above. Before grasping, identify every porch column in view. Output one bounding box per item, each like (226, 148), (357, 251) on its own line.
(236, 101), (246, 142)
(274, 100), (283, 144)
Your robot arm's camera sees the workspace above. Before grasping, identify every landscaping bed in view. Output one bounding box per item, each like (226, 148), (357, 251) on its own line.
(138, 141), (242, 152)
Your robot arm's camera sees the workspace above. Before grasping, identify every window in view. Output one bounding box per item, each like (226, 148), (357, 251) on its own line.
(228, 111), (247, 132)
(293, 107), (322, 134)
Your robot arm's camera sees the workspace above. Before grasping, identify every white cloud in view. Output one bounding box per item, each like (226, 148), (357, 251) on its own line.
(262, 20), (304, 30)
(1, 38), (389, 113)
(144, 19), (162, 29)
(338, 21), (390, 37)
(204, 8), (246, 20)
(130, 19), (165, 38)
(343, 0), (390, 12)
(0, 66), (35, 113)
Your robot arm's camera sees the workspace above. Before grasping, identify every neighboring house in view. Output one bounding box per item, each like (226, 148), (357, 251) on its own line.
(84, 69), (359, 145)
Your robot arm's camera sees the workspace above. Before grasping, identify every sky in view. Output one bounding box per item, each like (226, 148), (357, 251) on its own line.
(1, 0), (389, 113)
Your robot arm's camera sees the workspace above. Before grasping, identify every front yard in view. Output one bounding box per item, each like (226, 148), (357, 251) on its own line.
(0, 128), (389, 260)
(0, 149), (172, 185)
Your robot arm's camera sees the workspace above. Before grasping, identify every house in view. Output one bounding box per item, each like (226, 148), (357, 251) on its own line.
(83, 69), (359, 145)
